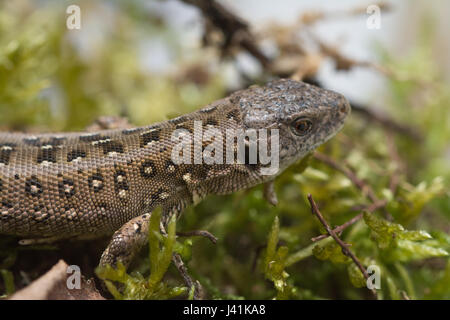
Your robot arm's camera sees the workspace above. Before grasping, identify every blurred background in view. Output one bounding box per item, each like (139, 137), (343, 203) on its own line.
(0, 0), (449, 299)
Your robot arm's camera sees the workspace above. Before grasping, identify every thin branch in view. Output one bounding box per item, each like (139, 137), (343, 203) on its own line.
(177, 230), (218, 244)
(161, 222), (205, 299)
(312, 200), (387, 242)
(313, 152), (379, 203)
(307, 194), (377, 298)
(181, 0), (271, 67)
(185, 0), (422, 142)
(314, 35), (431, 89)
(385, 131), (405, 195)
(314, 151), (394, 221)
(299, 2), (392, 25)
(312, 213), (362, 242)
(351, 102), (423, 141)
(172, 253), (204, 300)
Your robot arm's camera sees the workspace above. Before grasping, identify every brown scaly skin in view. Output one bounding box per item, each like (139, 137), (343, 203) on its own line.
(0, 79), (350, 268)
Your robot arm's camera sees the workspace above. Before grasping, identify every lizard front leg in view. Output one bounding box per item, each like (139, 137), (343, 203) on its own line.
(99, 203), (211, 299)
(99, 197), (190, 269)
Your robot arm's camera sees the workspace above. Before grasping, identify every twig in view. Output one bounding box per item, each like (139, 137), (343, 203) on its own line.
(186, 0), (423, 142)
(313, 35), (431, 89)
(311, 213), (362, 242)
(314, 151), (393, 220)
(351, 102), (423, 141)
(385, 131), (405, 195)
(299, 2), (392, 25)
(181, 0), (271, 68)
(313, 152), (379, 203)
(172, 253), (204, 300)
(177, 230), (218, 244)
(307, 194), (377, 298)
(311, 200), (387, 242)
(161, 222), (205, 300)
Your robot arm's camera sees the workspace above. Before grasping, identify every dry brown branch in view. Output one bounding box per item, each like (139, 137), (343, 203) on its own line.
(172, 253), (204, 300)
(313, 36), (431, 89)
(313, 152), (379, 203)
(160, 223), (205, 299)
(315, 39), (389, 74)
(177, 230), (218, 244)
(184, 0), (425, 145)
(181, 0), (271, 68)
(307, 195), (377, 298)
(350, 102), (423, 141)
(311, 200), (386, 242)
(385, 131), (406, 194)
(299, 2), (392, 25)
(311, 151), (394, 240)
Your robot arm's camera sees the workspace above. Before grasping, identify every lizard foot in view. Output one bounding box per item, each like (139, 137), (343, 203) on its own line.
(99, 213), (151, 269)
(99, 212), (205, 299)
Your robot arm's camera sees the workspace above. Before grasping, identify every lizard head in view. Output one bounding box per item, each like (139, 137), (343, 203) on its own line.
(236, 79), (350, 175)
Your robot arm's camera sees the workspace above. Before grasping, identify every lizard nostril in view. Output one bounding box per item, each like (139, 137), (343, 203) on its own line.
(338, 100), (351, 116)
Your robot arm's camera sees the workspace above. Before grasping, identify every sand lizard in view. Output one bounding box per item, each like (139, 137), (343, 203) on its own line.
(0, 79), (350, 269)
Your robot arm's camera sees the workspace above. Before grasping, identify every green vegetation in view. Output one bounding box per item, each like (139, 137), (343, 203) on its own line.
(0, 1), (448, 299)
(96, 209), (188, 300)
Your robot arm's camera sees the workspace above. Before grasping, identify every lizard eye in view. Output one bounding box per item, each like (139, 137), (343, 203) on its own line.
(291, 117), (313, 136)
